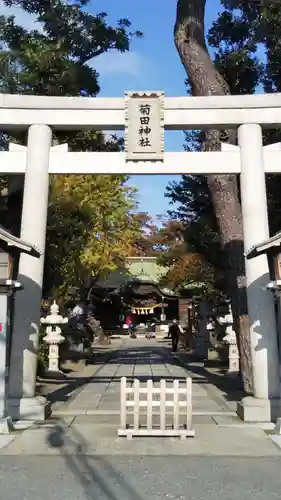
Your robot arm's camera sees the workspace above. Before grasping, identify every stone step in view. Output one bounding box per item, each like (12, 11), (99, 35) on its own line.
(50, 411), (235, 426)
(37, 415), (216, 430)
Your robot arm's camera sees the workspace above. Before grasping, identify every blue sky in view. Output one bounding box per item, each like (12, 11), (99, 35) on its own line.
(92, 0), (223, 220)
(0, 0), (223, 220)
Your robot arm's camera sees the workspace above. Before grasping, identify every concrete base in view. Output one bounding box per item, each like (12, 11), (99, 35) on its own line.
(0, 416), (13, 434)
(7, 396), (51, 421)
(237, 396), (281, 423)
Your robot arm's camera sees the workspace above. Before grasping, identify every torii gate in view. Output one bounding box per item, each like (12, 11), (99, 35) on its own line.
(1, 91), (281, 423)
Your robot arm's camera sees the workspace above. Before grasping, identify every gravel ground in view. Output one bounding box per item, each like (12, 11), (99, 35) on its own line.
(1, 455), (281, 500)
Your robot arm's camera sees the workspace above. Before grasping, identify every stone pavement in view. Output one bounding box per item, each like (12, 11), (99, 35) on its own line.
(51, 338), (235, 418)
(0, 338), (280, 457)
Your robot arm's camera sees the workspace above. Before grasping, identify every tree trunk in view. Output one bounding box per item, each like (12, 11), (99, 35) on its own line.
(174, 0), (253, 393)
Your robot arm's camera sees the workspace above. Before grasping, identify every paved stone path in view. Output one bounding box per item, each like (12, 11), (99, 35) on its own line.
(0, 338), (280, 456)
(52, 338), (234, 419)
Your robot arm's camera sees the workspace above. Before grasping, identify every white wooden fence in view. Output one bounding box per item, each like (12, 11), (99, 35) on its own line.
(118, 377), (195, 440)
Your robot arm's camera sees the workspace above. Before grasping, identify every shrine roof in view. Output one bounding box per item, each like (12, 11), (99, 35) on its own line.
(123, 280), (178, 299)
(0, 226), (40, 257)
(94, 257), (168, 288)
(246, 230), (281, 259)
(92, 257), (207, 298)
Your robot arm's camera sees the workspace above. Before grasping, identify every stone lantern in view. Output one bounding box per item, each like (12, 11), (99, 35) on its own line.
(40, 301), (68, 377)
(223, 311), (240, 375)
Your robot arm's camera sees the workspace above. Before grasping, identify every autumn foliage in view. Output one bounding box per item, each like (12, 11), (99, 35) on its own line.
(131, 217), (217, 293)
(44, 174), (142, 297)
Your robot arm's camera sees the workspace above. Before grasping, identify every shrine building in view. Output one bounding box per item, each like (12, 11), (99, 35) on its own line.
(88, 257), (180, 329)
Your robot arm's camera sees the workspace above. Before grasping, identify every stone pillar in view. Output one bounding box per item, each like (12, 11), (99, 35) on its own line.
(8, 124), (52, 420)
(237, 123), (281, 422)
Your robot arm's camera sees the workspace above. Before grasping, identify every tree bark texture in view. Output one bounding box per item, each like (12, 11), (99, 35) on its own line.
(174, 0), (253, 393)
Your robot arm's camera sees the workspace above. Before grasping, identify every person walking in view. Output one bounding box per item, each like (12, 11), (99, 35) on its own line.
(168, 319), (181, 352)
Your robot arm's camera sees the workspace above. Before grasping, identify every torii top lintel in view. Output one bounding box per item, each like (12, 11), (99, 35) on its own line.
(1, 92), (281, 131)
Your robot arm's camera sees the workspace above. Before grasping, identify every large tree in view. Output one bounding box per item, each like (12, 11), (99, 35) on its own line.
(214, 1), (281, 235)
(154, 219), (217, 293)
(166, 176), (223, 286)
(169, 3), (261, 285)
(173, 0), (262, 391)
(45, 174), (141, 298)
(130, 214), (219, 293)
(0, 0), (143, 296)
(166, 129), (223, 276)
(0, 0), (141, 95)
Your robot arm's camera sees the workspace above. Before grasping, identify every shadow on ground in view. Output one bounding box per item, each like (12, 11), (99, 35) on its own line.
(37, 347), (116, 405)
(39, 341), (245, 409)
(89, 343), (245, 405)
(46, 422), (144, 500)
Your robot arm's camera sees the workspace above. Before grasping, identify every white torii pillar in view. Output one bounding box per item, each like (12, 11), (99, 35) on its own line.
(7, 127), (67, 420)
(236, 124), (281, 422)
